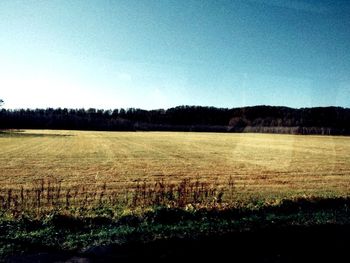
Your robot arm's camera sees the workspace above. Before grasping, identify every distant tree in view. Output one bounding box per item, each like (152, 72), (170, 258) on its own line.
(119, 108), (126, 118)
(112, 109), (119, 118)
(0, 104), (349, 134)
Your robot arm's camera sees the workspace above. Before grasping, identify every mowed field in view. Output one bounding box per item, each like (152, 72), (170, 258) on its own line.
(1, 130), (350, 201)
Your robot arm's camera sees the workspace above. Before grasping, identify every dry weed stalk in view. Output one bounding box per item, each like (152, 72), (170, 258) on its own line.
(0, 177), (235, 217)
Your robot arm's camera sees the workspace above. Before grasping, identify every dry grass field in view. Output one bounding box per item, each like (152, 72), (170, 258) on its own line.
(1, 130), (350, 202)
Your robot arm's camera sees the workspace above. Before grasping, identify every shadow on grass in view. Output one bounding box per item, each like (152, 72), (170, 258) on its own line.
(2, 196), (350, 262)
(80, 224), (350, 263)
(0, 130), (73, 138)
(4, 224), (350, 263)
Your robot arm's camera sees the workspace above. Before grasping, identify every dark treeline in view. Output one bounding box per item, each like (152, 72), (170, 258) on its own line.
(1, 105), (350, 135)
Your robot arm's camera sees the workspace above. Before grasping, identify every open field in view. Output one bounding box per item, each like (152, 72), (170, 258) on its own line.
(1, 130), (350, 202)
(2, 130), (350, 260)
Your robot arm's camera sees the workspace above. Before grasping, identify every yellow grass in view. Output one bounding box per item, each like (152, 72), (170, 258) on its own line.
(1, 130), (350, 201)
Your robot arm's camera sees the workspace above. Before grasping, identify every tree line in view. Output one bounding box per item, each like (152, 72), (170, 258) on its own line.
(0, 105), (350, 135)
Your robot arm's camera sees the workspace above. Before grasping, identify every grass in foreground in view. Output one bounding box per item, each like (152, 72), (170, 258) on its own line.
(1, 195), (350, 261)
(1, 178), (350, 260)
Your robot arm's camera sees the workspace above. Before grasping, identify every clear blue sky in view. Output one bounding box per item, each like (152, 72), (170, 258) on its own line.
(1, 0), (349, 109)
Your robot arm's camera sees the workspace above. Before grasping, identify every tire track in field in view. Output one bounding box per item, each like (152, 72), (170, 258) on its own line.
(82, 133), (202, 183)
(114, 135), (199, 175)
(108, 133), (233, 182)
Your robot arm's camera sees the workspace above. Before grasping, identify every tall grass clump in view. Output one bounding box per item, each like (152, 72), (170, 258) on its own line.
(130, 178), (227, 208)
(0, 177), (235, 219)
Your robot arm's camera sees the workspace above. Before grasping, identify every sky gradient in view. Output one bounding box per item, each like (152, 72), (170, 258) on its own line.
(1, 0), (349, 110)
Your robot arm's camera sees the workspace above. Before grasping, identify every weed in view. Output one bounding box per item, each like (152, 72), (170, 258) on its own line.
(0, 177), (233, 218)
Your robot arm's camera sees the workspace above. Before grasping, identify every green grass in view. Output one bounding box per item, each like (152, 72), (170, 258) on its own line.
(1, 196), (350, 260)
